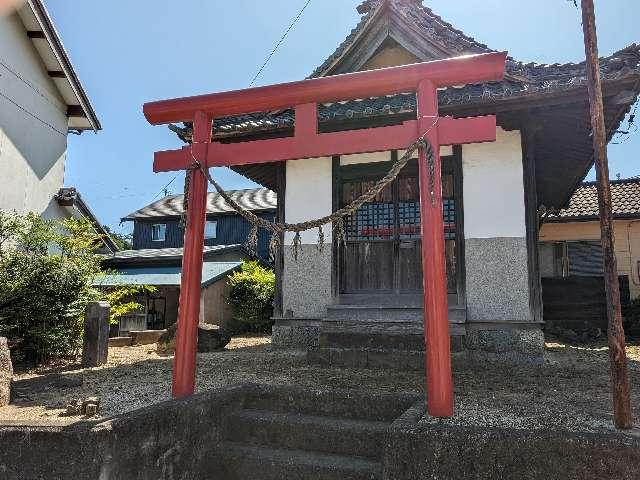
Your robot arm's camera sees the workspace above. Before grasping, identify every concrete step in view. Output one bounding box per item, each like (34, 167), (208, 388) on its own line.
(225, 409), (389, 459)
(241, 385), (418, 422)
(217, 443), (382, 480)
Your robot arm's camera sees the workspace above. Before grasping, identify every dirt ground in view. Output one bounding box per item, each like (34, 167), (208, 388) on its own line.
(2, 334), (640, 434)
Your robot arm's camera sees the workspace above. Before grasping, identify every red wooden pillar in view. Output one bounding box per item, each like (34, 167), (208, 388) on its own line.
(172, 110), (211, 398)
(417, 80), (454, 417)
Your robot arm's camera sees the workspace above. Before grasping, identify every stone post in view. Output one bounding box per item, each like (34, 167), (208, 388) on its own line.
(0, 337), (12, 407)
(82, 302), (110, 368)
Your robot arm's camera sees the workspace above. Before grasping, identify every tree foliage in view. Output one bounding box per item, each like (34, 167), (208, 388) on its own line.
(227, 261), (275, 333)
(0, 211), (150, 364)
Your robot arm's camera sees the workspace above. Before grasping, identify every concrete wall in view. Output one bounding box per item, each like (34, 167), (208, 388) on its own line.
(385, 403), (640, 480)
(0, 385), (244, 480)
(462, 128), (532, 324)
(0, 12), (69, 219)
(200, 278), (234, 329)
(540, 219), (640, 299)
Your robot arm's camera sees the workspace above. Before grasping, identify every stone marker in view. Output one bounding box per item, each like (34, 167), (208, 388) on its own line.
(0, 337), (13, 407)
(82, 301), (110, 368)
(157, 323), (230, 354)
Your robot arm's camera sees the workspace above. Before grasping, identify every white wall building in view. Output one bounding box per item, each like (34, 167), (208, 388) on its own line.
(0, 0), (100, 220)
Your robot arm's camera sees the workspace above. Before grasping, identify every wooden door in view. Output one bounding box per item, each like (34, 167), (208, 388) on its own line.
(338, 157), (460, 298)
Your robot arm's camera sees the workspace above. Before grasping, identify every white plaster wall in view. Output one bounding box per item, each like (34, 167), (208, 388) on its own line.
(340, 147), (454, 166)
(0, 13), (69, 218)
(285, 157), (333, 243)
(462, 128), (526, 239)
(340, 151), (390, 165)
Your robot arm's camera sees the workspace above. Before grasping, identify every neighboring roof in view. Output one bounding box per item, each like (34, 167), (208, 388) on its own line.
(55, 187), (119, 253)
(547, 178), (640, 222)
(170, 0), (640, 141)
(96, 261), (242, 288)
(102, 244), (246, 267)
(16, 0), (100, 131)
(121, 188), (276, 221)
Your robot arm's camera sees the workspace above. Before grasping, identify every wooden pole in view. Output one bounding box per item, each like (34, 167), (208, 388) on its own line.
(580, 0), (633, 429)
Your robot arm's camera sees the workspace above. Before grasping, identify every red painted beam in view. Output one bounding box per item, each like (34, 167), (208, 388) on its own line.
(171, 111), (210, 399)
(417, 80), (454, 418)
(153, 115), (497, 172)
(143, 52), (507, 124)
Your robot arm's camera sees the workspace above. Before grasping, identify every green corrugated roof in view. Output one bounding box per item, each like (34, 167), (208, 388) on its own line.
(96, 262), (242, 288)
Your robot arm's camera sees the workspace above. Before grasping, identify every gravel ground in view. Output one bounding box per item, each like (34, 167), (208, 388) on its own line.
(2, 334), (640, 434)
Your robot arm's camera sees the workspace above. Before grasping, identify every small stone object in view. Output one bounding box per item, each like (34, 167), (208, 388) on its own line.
(65, 399), (83, 416)
(65, 397), (100, 416)
(0, 337), (13, 407)
(157, 323), (231, 354)
(197, 324), (231, 353)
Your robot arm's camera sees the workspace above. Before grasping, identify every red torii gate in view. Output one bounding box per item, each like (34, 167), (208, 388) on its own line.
(144, 52), (507, 417)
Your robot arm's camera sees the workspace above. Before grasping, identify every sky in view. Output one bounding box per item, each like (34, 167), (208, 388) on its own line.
(44, 0), (640, 235)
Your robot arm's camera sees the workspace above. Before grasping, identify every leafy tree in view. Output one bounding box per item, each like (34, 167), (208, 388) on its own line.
(0, 211), (149, 364)
(227, 260), (275, 333)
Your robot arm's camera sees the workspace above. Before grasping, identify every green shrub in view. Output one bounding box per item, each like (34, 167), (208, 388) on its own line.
(227, 261), (275, 333)
(0, 211), (149, 364)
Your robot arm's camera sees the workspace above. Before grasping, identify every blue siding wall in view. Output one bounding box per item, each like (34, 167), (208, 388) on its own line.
(132, 211), (275, 260)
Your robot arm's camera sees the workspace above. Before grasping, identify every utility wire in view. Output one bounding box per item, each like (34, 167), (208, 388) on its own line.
(150, 174), (180, 201)
(248, 0), (313, 87)
(154, 1), (313, 203)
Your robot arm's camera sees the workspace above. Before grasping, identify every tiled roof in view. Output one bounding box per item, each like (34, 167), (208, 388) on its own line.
(122, 188), (276, 220)
(170, 0), (640, 141)
(103, 244), (244, 264)
(548, 179), (640, 221)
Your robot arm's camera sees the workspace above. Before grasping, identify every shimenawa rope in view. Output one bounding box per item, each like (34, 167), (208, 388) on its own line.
(181, 136), (435, 261)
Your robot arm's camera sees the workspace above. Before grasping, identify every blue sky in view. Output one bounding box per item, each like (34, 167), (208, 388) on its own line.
(45, 0), (640, 234)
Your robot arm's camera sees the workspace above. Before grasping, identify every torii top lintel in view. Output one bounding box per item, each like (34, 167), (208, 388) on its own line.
(145, 52), (507, 172)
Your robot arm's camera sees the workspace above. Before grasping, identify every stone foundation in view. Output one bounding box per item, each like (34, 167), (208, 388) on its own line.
(465, 325), (544, 365)
(272, 320), (320, 349)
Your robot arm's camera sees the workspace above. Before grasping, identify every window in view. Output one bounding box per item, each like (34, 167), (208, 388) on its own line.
(151, 224), (166, 242)
(539, 241), (604, 278)
(204, 221), (217, 239)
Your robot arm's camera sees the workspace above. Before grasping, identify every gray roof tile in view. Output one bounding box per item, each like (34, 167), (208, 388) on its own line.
(122, 188), (276, 220)
(548, 179), (640, 221)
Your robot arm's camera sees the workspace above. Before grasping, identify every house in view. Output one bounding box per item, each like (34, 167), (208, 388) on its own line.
(101, 245), (250, 335)
(102, 188), (276, 334)
(121, 188), (276, 260)
(168, 0), (640, 364)
(0, 0), (101, 221)
(539, 178), (640, 331)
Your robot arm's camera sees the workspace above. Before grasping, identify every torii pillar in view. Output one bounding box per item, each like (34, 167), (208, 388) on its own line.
(144, 52), (507, 417)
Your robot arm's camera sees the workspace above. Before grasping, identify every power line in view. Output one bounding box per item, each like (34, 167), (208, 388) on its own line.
(0, 89), (66, 136)
(248, 0), (313, 87)
(150, 174), (180, 201)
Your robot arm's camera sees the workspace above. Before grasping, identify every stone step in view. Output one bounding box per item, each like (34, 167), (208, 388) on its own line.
(325, 305), (467, 323)
(308, 347), (425, 371)
(217, 443), (382, 480)
(225, 409), (388, 459)
(241, 385), (418, 422)
(319, 328), (426, 351)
